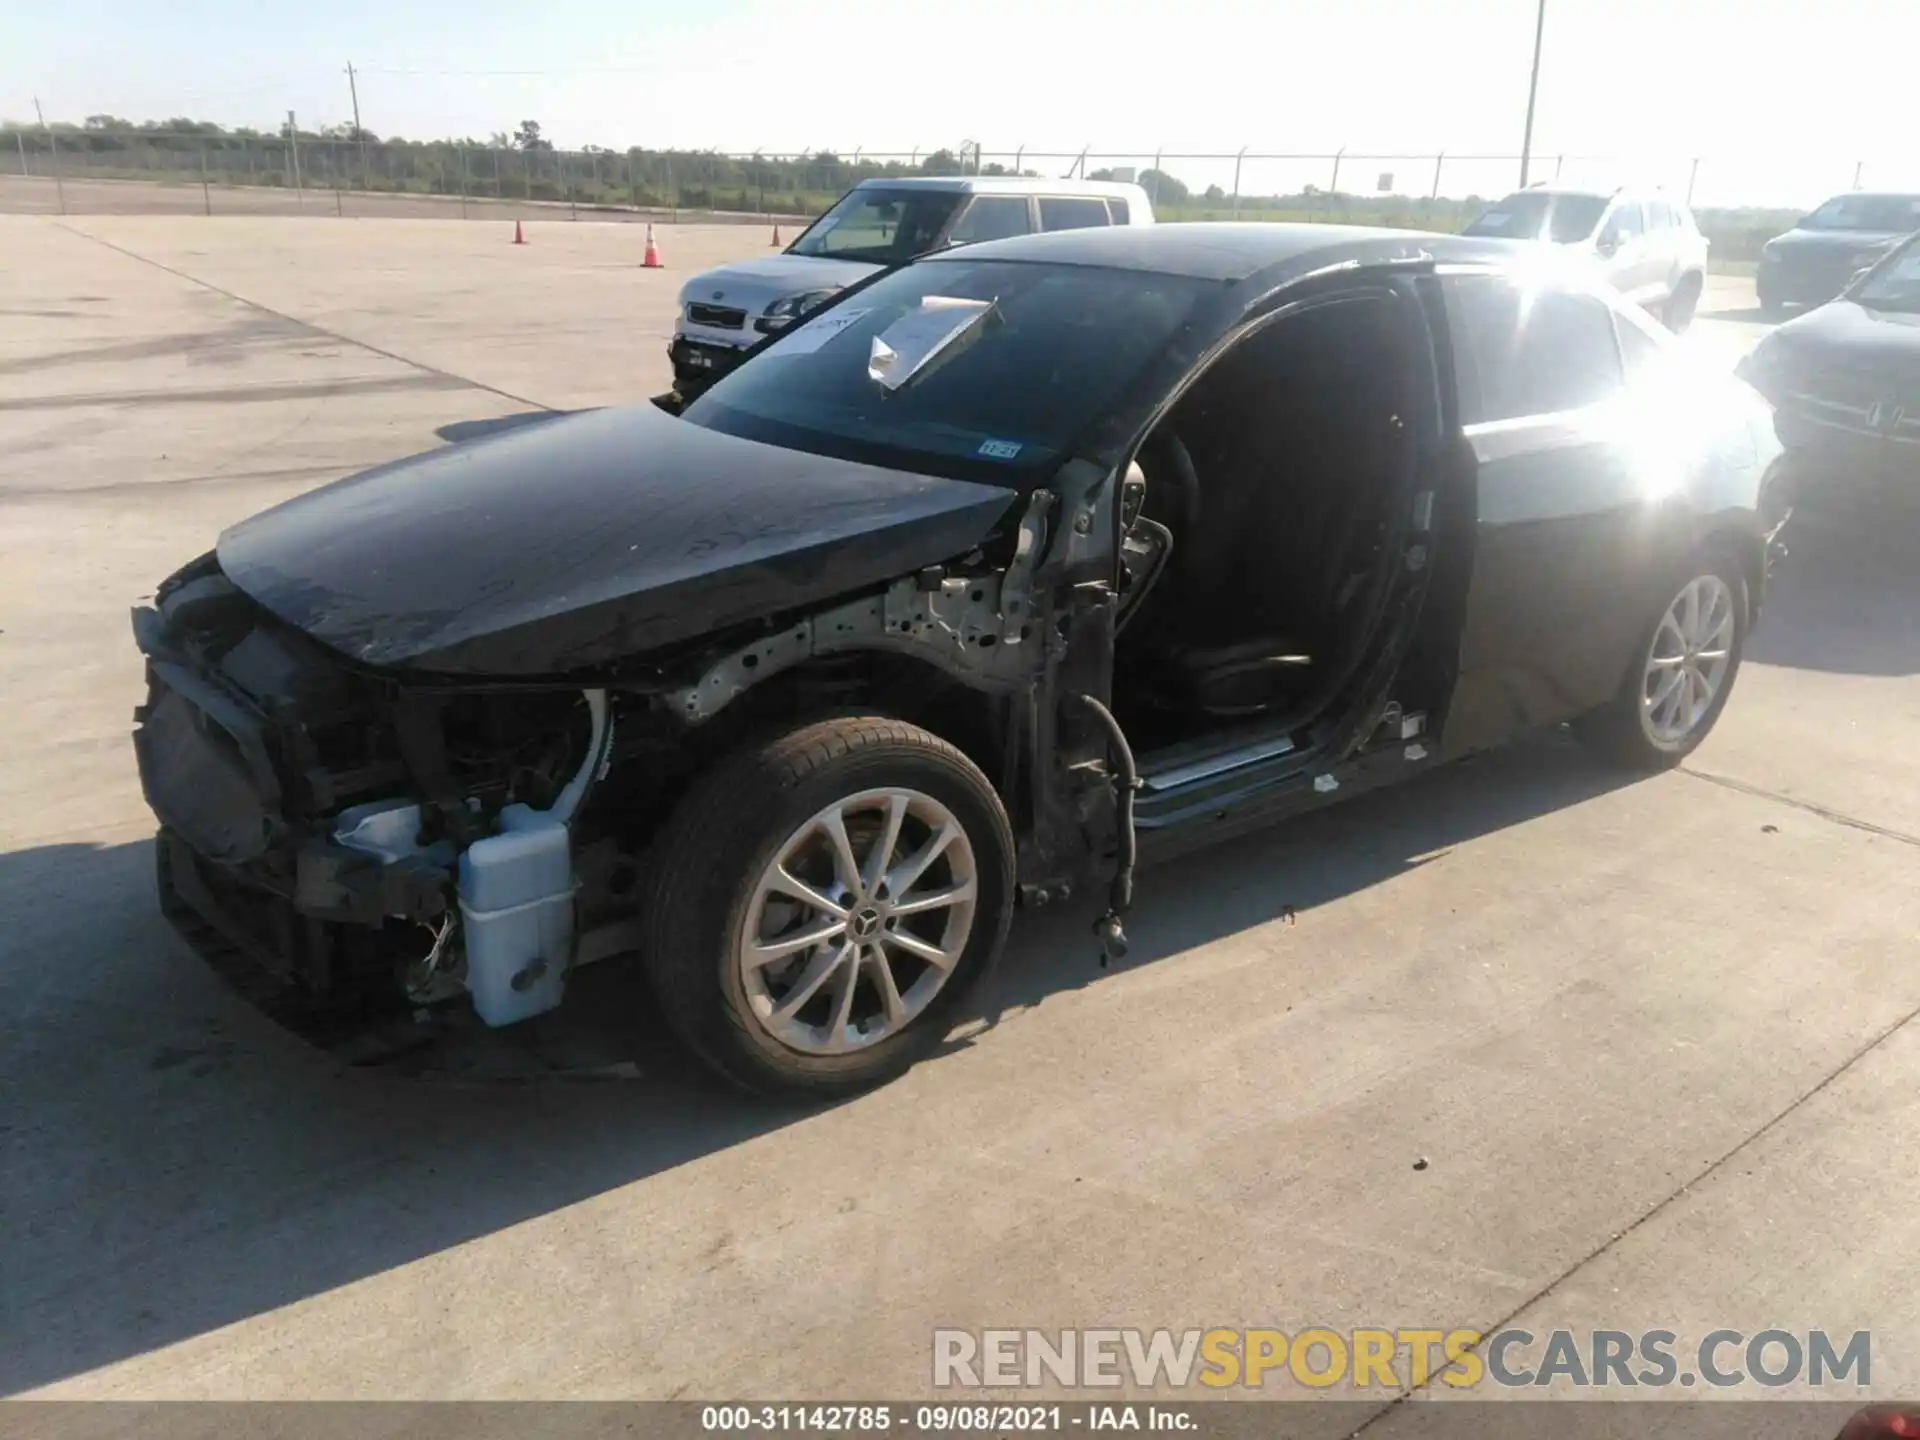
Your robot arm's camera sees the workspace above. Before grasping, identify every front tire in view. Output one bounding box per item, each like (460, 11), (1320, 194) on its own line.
(639, 716), (1015, 1098)
(1576, 550), (1748, 771)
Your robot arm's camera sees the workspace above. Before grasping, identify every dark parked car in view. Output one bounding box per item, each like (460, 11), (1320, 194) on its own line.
(131, 224), (1786, 1097)
(1756, 191), (1920, 317)
(1739, 231), (1920, 501)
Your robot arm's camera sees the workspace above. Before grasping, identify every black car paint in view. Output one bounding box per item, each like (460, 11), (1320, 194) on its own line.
(219, 401), (1021, 678)
(1741, 295), (1920, 490)
(1757, 214), (1917, 310)
(133, 222), (1774, 1045)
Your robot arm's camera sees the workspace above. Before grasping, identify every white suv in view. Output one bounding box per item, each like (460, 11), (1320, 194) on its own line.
(670, 175), (1155, 395)
(1463, 185), (1711, 331)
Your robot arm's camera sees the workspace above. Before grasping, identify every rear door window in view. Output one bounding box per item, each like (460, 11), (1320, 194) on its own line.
(947, 196), (1033, 244)
(1039, 197), (1112, 232)
(1108, 198), (1132, 225)
(1445, 274), (1624, 422)
(1604, 202), (1645, 243)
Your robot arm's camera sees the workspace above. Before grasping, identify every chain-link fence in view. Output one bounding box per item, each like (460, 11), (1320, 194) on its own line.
(8, 132), (1917, 259)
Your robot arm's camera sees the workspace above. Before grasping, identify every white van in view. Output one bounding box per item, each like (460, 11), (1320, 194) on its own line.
(670, 175), (1155, 395)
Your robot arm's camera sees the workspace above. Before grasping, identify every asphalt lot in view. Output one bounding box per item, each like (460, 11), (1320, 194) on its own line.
(3, 214), (1918, 1407)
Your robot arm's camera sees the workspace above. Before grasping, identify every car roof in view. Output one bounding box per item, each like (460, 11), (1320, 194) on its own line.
(850, 175), (1148, 199)
(1817, 190), (1920, 202)
(1502, 183), (1682, 203)
(933, 221), (1506, 282)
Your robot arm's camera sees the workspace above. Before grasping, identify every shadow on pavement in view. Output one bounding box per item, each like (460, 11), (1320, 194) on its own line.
(434, 410), (575, 446)
(1748, 499), (1920, 678)
(0, 731), (1636, 1394)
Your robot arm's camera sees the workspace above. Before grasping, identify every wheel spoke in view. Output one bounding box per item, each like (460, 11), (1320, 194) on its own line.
(1647, 666), (1684, 713)
(1656, 615), (1687, 657)
(868, 947), (908, 1027)
(882, 926), (960, 972)
(1646, 652), (1686, 670)
(1682, 582), (1703, 643)
(863, 792), (909, 897)
(822, 949), (861, 1050)
(885, 822), (959, 897)
(746, 916), (847, 967)
(819, 808), (864, 897)
(766, 865), (848, 919)
(889, 879), (977, 917)
(772, 941), (852, 1022)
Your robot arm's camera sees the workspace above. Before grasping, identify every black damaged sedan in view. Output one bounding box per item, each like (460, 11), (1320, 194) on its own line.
(133, 224), (1786, 1096)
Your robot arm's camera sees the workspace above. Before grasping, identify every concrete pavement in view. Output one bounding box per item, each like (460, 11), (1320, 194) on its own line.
(2, 215), (1916, 1406)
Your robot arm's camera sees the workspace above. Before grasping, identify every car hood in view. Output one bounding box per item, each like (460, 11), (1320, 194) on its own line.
(682, 254), (883, 314)
(1766, 227), (1908, 262)
(217, 403), (1019, 678)
(1769, 300), (1920, 359)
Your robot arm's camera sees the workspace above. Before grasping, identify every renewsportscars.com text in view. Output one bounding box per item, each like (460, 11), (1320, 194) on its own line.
(931, 1328), (1872, 1391)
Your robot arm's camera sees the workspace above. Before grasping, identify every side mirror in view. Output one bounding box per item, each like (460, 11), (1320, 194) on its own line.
(1595, 233), (1619, 257)
(1847, 266), (1873, 288)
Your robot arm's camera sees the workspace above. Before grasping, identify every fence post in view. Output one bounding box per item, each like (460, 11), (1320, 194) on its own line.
(1554, 153), (1564, 179)
(667, 151), (676, 222)
(1150, 147), (1162, 205)
(1686, 157), (1700, 206)
(568, 155), (577, 221)
(1231, 146), (1245, 217)
(15, 131), (27, 177)
(1430, 151), (1445, 203)
(1853, 160), (1864, 190)
(493, 148), (503, 199)
(200, 148), (211, 215)
(1329, 147), (1344, 198)
(458, 146), (469, 218)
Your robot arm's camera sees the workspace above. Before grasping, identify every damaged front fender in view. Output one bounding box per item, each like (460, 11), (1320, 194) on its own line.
(668, 490), (1059, 724)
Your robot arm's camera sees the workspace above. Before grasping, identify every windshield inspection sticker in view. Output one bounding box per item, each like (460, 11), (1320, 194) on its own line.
(775, 307), (873, 355)
(977, 439), (1024, 460)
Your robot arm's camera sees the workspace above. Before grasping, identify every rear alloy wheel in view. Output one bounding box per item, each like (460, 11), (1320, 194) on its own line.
(1663, 273), (1703, 333)
(1577, 554), (1747, 770)
(640, 716), (1013, 1098)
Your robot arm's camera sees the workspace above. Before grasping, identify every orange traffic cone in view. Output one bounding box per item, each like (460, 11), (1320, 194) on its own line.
(770, 223), (782, 247)
(642, 224), (663, 268)
(512, 220), (526, 245)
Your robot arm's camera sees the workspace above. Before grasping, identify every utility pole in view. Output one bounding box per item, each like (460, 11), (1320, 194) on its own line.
(34, 97), (65, 214)
(1517, 0), (1547, 187)
(345, 63), (371, 195)
(287, 109), (304, 204)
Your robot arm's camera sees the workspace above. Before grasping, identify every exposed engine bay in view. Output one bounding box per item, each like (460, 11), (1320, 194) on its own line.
(130, 477), (1096, 1044)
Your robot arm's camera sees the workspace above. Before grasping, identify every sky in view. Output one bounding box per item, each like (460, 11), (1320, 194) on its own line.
(3, 0), (1916, 207)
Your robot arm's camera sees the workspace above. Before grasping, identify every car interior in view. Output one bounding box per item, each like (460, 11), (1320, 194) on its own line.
(1111, 291), (1417, 758)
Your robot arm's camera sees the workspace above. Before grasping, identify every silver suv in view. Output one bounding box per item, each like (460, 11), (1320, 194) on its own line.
(1463, 184), (1711, 331)
(670, 175), (1154, 395)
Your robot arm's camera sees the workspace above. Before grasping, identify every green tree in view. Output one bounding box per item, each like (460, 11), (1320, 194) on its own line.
(514, 119), (552, 151)
(1139, 168), (1189, 204)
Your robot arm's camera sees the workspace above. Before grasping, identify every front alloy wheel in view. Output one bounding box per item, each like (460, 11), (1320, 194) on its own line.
(641, 716), (1014, 1097)
(739, 788), (978, 1056)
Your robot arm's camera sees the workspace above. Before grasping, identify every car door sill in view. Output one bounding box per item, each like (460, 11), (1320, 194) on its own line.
(1140, 730), (1299, 793)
